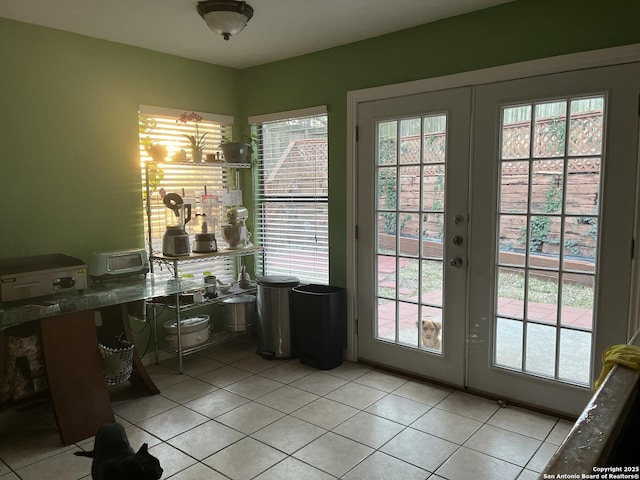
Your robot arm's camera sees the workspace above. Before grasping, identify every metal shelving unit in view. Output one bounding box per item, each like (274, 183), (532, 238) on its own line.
(143, 160), (259, 373)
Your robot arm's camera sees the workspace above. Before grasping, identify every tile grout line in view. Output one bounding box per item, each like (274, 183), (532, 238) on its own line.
(1, 343), (562, 479)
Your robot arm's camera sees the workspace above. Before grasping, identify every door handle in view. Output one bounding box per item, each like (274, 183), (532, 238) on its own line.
(449, 257), (463, 267)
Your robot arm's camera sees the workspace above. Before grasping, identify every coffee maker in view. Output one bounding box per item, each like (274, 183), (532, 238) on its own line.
(162, 193), (191, 256)
(221, 206), (252, 249)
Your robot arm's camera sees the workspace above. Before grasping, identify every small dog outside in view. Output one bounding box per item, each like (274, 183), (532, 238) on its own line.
(417, 318), (442, 351)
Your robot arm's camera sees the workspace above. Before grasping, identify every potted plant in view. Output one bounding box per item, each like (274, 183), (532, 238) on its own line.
(179, 111), (208, 162)
(219, 133), (257, 164)
(145, 144), (168, 162)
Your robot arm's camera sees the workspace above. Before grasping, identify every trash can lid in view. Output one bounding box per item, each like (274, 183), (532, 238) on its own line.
(256, 275), (300, 287)
(292, 284), (343, 295)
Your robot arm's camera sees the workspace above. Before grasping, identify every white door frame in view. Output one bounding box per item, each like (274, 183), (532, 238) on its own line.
(345, 43), (640, 362)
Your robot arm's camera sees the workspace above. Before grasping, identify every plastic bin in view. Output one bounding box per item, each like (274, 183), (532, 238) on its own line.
(256, 275), (300, 359)
(291, 284), (346, 370)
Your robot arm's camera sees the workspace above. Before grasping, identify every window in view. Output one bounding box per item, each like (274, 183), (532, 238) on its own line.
(138, 105), (236, 280)
(251, 107), (329, 284)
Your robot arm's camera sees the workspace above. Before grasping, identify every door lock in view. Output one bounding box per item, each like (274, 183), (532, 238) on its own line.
(449, 257), (463, 268)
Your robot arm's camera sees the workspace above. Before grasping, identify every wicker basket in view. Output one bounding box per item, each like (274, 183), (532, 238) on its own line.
(98, 340), (134, 385)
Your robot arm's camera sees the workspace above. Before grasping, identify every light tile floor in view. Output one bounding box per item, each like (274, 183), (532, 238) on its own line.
(0, 336), (573, 480)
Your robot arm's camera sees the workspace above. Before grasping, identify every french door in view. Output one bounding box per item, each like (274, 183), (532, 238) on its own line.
(357, 87), (472, 386)
(356, 63), (640, 416)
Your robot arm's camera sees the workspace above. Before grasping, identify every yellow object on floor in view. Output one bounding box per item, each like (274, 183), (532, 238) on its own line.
(594, 344), (640, 390)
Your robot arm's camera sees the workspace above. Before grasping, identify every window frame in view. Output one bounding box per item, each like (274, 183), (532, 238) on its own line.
(250, 106), (329, 284)
(138, 105), (236, 281)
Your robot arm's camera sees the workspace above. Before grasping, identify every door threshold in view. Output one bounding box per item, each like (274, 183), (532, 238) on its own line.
(357, 357), (576, 421)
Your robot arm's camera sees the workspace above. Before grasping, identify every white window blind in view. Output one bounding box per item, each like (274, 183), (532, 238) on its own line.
(251, 107), (329, 284)
(139, 106), (236, 282)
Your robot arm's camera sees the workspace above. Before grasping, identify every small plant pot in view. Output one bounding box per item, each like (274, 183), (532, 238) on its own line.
(220, 142), (250, 163)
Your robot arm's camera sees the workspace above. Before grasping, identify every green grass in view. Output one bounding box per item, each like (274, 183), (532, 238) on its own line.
(497, 271), (593, 309)
(377, 254), (593, 309)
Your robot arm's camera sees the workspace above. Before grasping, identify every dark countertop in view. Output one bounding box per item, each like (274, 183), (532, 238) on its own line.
(0, 275), (204, 330)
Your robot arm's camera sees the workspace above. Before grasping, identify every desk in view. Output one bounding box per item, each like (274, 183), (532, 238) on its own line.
(0, 276), (201, 445)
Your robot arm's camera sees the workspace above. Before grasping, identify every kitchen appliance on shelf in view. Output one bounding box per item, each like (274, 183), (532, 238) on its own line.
(193, 229), (217, 253)
(237, 264), (253, 289)
(192, 192), (218, 253)
(224, 295), (256, 332)
(0, 253), (87, 303)
(162, 193), (192, 256)
(164, 315), (210, 349)
(221, 206), (253, 249)
(88, 248), (149, 281)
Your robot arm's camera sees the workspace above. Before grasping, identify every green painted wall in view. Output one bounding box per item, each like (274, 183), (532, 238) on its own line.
(1, 0), (640, 290)
(239, 0), (640, 287)
(0, 17), (241, 262)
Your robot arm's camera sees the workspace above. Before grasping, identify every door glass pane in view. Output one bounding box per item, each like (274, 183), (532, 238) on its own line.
(399, 166), (418, 246)
(559, 328), (592, 384)
(502, 105), (531, 159)
(375, 113), (447, 355)
(422, 259), (443, 307)
(533, 101), (567, 158)
(497, 267), (524, 319)
(378, 121), (397, 165)
(500, 161), (529, 214)
(400, 118), (422, 164)
(568, 97), (604, 156)
(399, 166), (420, 211)
(495, 317), (523, 370)
(399, 302), (419, 347)
(497, 215), (526, 266)
(564, 217), (597, 270)
(398, 219), (417, 251)
(560, 274), (594, 329)
(527, 270), (559, 325)
(422, 213), (444, 252)
(526, 323), (556, 376)
(494, 95), (604, 387)
(377, 254), (396, 298)
(423, 115), (447, 163)
(527, 216), (562, 270)
(566, 158), (601, 215)
(531, 161), (563, 214)
(377, 298), (395, 342)
(418, 307), (442, 352)
(423, 165), (445, 212)
(378, 167), (397, 212)
(399, 258), (419, 301)
(378, 214), (396, 255)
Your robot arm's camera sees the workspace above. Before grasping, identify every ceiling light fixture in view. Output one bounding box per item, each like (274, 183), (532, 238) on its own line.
(197, 0), (254, 41)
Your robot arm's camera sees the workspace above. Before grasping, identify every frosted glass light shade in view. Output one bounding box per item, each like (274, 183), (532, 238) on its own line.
(197, 1), (253, 40)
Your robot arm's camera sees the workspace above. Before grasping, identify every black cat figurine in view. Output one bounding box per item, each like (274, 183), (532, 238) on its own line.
(74, 423), (163, 480)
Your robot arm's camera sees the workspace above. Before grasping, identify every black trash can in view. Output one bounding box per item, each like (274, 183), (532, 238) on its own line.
(291, 284), (346, 370)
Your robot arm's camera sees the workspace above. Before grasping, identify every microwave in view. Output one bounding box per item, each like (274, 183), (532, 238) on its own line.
(89, 249), (149, 281)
